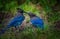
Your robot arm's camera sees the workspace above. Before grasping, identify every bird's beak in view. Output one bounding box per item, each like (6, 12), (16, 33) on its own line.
(24, 13), (29, 15)
(23, 11), (30, 15)
(23, 11), (28, 15)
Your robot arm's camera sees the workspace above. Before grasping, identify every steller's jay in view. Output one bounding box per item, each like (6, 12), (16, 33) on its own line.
(27, 12), (44, 30)
(0, 8), (25, 35)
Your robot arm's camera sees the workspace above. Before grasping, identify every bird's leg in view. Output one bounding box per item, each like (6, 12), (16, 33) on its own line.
(17, 25), (20, 31)
(14, 26), (18, 31)
(19, 26), (24, 32)
(12, 27), (16, 32)
(12, 26), (19, 34)
(15, 25), (21, 32)
(15, 26), (18, 30)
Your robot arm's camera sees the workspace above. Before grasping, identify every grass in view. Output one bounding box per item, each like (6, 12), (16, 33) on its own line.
(0, 26), (60, 39)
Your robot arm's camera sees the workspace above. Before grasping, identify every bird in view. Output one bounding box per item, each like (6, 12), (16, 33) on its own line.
(27, 12), (44, 30)
(0, 8), (25, 35)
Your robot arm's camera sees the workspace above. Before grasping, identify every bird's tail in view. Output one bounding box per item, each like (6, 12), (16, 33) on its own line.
(0, 25), (11, 35)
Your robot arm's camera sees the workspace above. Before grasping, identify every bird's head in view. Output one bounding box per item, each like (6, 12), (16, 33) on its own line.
(17, 8), (25, 14)
(27, 12), (36, 18)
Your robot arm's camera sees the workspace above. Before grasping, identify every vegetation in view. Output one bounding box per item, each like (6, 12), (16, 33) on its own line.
(0, 0), (60, 39)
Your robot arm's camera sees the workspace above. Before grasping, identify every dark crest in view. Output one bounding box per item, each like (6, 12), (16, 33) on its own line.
(17, 8), (24, 13)
(27, 12), (36, 18)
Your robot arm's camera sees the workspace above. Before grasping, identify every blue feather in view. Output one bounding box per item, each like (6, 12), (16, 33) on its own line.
(0, 14), (25, 35)
(30, 16), (44, 30)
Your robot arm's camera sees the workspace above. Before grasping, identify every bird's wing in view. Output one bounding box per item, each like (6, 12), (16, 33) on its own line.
(30, 17), (44, 30)
(14, 15), (25, 21)
(30, 17), (44, 25)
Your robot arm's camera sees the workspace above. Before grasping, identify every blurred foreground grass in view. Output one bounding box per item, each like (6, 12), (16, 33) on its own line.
(0, 26), (60, 39)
